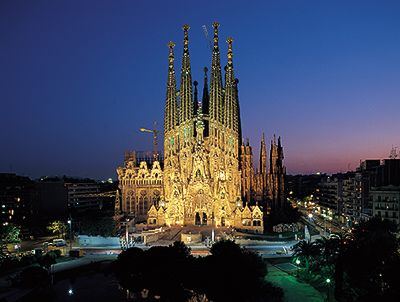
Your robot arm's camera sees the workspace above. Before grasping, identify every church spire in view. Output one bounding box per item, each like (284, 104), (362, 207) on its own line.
(260, 133), (267, 181)
(193, 80), (199, 115)
(235, 78), (242, 146)
(260, 133), (267, 173)
(224, 37), (235, 129)
(179, 24), (193, 123)
(209, 22), (223, 123)
(202, 67), (209, 115)
(164, 41), (177, 133)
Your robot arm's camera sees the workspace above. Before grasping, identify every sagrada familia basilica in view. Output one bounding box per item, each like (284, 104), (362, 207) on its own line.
(117, 23), (285, 233)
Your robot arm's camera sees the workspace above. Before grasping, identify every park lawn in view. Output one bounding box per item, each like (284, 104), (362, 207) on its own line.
(266, 265), (325, 302)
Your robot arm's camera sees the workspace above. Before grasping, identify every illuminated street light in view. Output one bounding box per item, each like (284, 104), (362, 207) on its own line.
(326, 278), (331, 284)
(68, 288), (73, 295)
(67, 218), (72, 251)
(295, 259), (300, 265)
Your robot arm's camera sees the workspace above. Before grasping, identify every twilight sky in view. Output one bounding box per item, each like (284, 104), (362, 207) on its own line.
(1, 0), (399, 180)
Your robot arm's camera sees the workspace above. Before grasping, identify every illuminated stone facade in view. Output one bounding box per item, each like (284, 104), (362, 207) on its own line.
(117, 23), (290, 234)
(161, 23), (258, 229)
(240, 133), (285, 210)
(117, 152), (163, 223)
(268, 135), (286, 209)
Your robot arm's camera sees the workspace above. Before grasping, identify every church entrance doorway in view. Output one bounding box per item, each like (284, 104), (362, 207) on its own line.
(195, 212), (208, 225)
(202, 213), (207, 225)
(195, 212), (201, 225)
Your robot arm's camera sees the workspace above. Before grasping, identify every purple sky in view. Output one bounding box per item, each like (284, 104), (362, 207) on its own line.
(1, 0), (399, 179)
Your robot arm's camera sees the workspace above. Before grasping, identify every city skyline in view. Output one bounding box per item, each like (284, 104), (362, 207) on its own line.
(1, 0), (400, 179)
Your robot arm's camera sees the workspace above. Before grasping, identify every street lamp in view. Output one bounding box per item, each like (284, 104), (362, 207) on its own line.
(67, 218), (72, 251)
(326, 278), (332, 301)
(125, 218), (130, 249)
(295, 259), (300, 277)
(68, 288), (73, 296)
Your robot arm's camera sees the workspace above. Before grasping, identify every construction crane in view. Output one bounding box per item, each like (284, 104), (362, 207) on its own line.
(389, 146), (399, 159)
(202, 25), (212, 52)
(139, 121), (159, 161)
(76, 191), (117, 198)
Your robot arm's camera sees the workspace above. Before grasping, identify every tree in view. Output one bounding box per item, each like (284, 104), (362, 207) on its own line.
(316, 233), (352, 299)
(205, 240), (281, 302)
(114, 245), (192, 301)
(0, 224), (21, 245)
(342, 218), (400, 301)
(293, 240), (320, 273)
(0, 225), (21, 244)
(114, 240), (283, 302)
(47, 220), (67, 238)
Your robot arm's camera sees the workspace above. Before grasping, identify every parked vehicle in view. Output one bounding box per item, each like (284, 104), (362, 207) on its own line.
(53, 239), (66, 247)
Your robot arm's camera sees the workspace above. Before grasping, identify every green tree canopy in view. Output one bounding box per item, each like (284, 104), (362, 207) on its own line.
(47, 220), (67, 238)
(0, 224), (21, 244)
(114, 240), (283, 302)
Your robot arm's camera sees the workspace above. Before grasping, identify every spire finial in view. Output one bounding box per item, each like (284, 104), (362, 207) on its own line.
(227, 37), (233, 66)
(183, 24), (190, 48)
(168, 41), (175, 68)
(213, 21), (220, 46)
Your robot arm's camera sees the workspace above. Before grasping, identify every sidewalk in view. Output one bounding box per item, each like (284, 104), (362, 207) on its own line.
(52, 254), (117, 273)
(266, 264), (325, 302)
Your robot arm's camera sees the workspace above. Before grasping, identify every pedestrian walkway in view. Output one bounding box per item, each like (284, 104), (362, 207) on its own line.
(266, 264), (325, 302)
(53, 254), (117, 273)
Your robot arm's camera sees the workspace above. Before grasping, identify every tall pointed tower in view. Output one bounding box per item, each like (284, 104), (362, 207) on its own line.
(240, 138), (254, 203)
(209, 22), (224, 126)
(259, 133), (268, 200)
(268, 135), (286, 209)
(164, 41), (177, 134)
(179, 24), (193, 125)
(163, 41), (179, 173)
(224, 37), (235, 129)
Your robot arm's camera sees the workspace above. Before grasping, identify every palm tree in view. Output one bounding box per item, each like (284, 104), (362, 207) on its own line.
(316, 233), (352, 300)
(293, 240), (320, 273)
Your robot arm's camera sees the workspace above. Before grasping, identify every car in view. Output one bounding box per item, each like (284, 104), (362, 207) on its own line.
(53, 239), (66, 247)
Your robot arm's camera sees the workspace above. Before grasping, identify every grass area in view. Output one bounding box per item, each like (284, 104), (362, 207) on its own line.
(266, 264), (325, 302)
